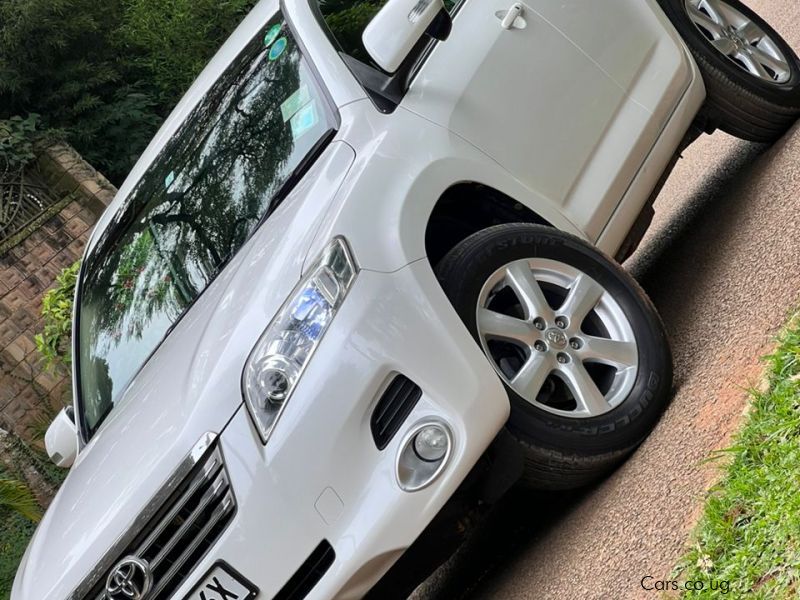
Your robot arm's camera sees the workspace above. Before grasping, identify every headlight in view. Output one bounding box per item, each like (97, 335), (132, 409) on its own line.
(242, 237), (358, 443)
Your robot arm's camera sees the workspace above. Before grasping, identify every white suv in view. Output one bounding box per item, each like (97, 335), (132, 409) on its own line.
(15, 0), (800, 599)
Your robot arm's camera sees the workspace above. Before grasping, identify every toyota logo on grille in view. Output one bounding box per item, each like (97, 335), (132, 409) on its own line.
(105, 556), (153, 600)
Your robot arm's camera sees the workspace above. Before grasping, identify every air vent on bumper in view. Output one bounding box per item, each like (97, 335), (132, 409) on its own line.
(274, 540), (336, 600)
(371, 375), (422, 450)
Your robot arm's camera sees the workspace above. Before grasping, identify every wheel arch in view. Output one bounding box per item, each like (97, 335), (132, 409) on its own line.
(425, 182), (553, 269)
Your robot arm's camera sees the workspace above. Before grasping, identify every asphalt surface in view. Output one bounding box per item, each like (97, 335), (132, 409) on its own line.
(416, 3), (800, 598)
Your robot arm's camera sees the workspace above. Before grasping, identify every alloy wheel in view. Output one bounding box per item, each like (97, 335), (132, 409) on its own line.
(476, 258), (638, 418)
(684, 0), (791, 84)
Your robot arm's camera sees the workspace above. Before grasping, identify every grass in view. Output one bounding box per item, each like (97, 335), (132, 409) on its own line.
(0, 511), (35, 600)
(0, 441), (60, 600)
(0, 465), (38, 600)
(674, 311), (800, 598)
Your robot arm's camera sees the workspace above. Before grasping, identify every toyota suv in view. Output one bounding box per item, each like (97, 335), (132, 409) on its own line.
(13, 0), (800, 598)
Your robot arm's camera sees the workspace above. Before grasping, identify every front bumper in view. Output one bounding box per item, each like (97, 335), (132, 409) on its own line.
(171, 259), (509, 599)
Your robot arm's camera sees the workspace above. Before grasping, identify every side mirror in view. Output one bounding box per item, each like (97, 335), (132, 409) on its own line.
(45, 407), (78, 468)
(363, 0), (449, 73)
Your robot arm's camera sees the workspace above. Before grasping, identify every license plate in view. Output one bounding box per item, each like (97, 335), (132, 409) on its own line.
(183, 562), (258, 600)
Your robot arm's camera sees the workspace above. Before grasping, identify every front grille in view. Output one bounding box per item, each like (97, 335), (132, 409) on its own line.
(371, 375), (422, 450)
(71, 434), (236, 600)
(274, 541), (335, 600)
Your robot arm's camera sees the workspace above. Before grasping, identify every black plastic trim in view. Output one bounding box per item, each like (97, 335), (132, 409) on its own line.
(273, 540), (335, 600)
(371, 375), (423, 451)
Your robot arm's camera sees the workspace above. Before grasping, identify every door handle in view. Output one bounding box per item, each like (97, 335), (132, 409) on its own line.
(498, 3), (525, 30)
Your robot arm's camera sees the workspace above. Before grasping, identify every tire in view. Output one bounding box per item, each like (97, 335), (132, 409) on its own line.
(436, 224), (673, 490)
(659, 0), (800, 142)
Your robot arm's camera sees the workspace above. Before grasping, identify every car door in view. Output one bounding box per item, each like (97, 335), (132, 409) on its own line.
(402, 0), (692, 240)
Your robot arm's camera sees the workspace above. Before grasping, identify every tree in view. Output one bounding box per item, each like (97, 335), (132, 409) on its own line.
(0, 0), (146, 180)
(0, 0), (259, 183)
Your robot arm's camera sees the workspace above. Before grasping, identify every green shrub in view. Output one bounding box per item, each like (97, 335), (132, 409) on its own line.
(0, 0), (125, 112)
(71, 86), (163, 183)
(119, 0), (256, 107)
(0, 511), (36, 598)
(0, 479), (40, 524)
(3, 433), (67, 492)
(0, 114), (41, 173)
(35, 262), (80, 373)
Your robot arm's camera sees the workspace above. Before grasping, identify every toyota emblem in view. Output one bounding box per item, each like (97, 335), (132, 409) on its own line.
(545, 329), (568, 349)
(105, 556), (153, 600)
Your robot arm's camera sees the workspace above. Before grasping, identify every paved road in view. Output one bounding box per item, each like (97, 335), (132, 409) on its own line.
(417, 3), (800, 598)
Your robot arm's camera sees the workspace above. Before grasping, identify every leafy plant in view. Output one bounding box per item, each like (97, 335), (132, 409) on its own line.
(0, 114), (41, 173)
(74, 86), (163, 182)
(0, 478), (41, 523)
(35, 262), (80, 373)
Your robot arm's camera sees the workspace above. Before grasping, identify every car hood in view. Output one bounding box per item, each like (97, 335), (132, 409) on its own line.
(12, 141), (355, 600)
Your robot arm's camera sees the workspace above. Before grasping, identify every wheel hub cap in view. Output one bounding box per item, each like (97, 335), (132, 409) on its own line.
(684, 0), (791, 84)
(720, 26), (745, 50)
(476, 258), (639, 419)
(544, 328), (567, 350)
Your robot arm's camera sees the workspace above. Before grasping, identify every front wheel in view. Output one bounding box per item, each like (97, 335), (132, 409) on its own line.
(436, 225), (673, 490)
(661, 0), (800, 142)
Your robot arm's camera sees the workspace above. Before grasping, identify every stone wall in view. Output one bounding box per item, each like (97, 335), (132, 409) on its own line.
(0, 144), (115, 440)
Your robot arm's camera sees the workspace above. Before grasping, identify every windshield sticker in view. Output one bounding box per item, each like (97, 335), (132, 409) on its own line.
(164, 170), (176, 189)
(268, 37), (288, 61)
(290, 102), (318, 140)
(280, 85), (311, 122)
(263, 24), (282, 48)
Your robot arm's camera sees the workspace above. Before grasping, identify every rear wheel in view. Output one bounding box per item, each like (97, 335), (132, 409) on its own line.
(436, 224), (673, 490)
(660, 0), (800, 142)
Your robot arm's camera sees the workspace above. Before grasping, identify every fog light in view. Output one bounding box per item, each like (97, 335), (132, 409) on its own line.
(413, 425), (448, 462)
(396, 420), (453, 492)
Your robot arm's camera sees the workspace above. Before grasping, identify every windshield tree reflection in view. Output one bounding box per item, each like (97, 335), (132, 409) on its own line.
(78, 15), (335, 437)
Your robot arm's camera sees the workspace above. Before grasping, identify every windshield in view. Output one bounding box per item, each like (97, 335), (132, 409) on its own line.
(77, 12), (336, 438)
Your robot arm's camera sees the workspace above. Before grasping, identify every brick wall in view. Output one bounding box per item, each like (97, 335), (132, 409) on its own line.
(0, 144), (115, 440)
